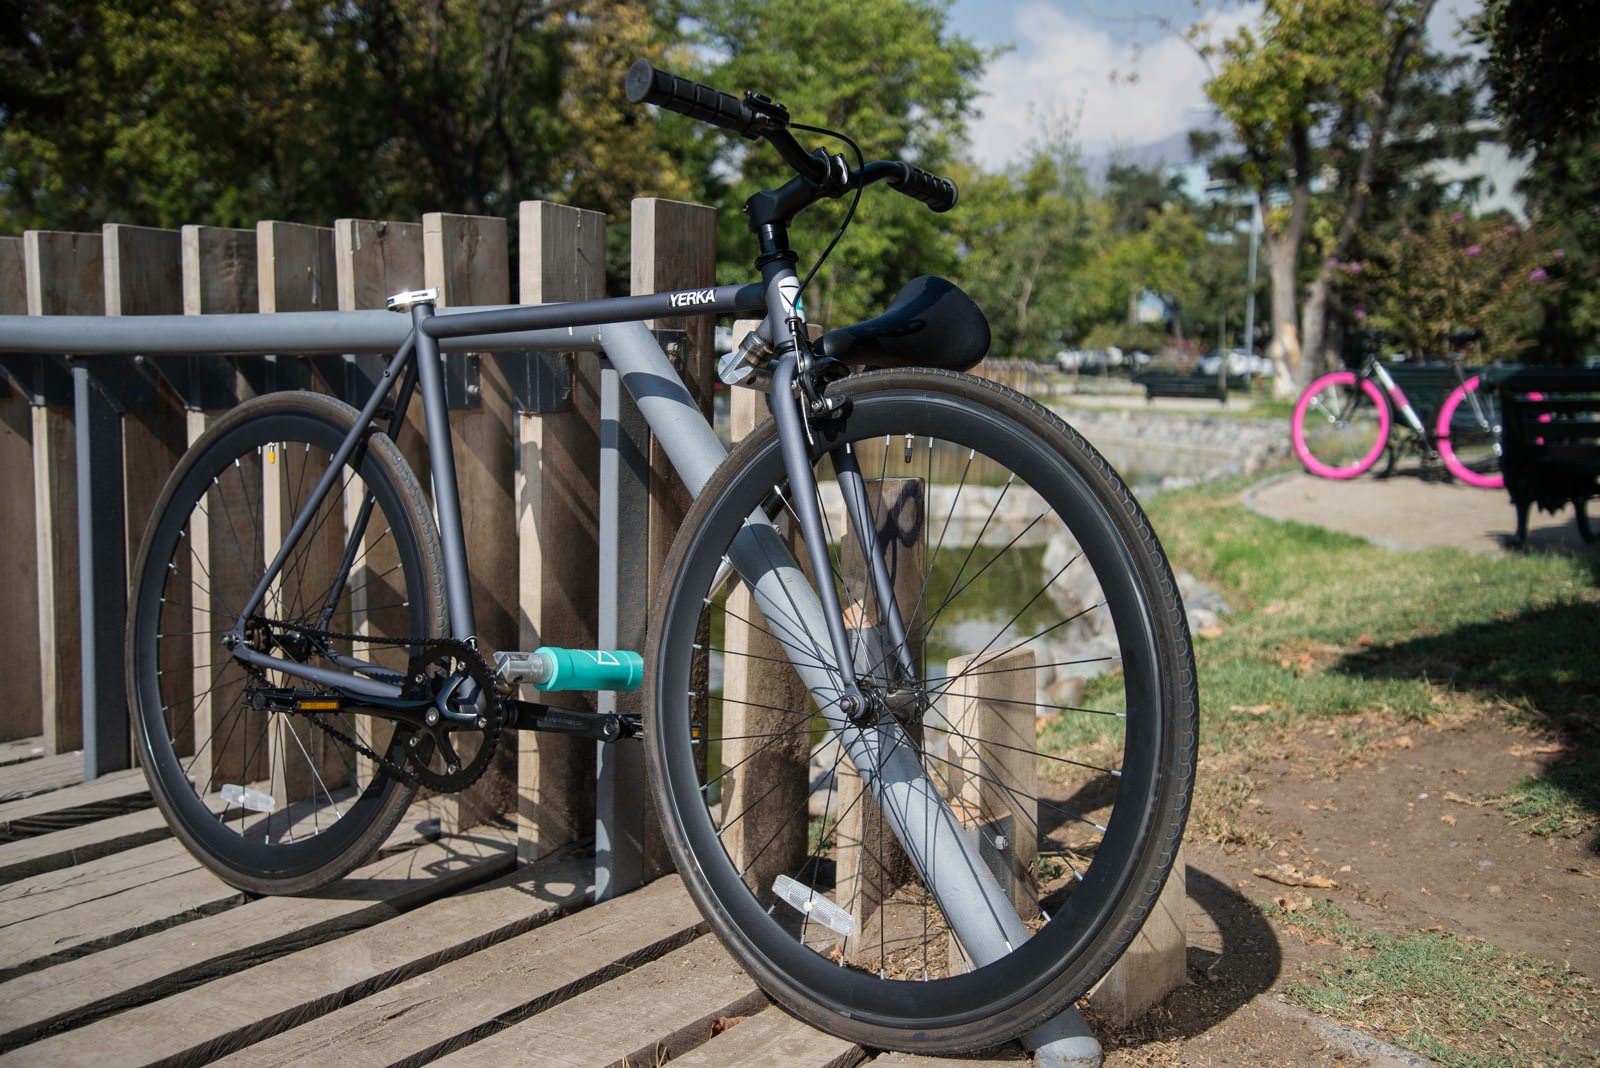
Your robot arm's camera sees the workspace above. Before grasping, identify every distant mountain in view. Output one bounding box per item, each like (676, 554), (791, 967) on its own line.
(1082, 123), (1223, 187)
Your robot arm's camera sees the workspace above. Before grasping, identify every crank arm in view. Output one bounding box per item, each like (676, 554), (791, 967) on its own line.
(506, 699), (641, 742)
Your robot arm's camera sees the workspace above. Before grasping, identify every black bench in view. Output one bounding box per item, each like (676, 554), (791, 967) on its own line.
(1488, 367), (1600, 544)
(1384, 363), (1469, 424)
(1135, 372), (1251, 403)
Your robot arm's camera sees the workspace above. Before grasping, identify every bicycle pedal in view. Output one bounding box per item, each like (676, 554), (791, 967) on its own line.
(493, 647), (643, 693)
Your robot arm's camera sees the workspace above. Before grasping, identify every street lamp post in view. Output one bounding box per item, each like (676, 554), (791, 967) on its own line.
(1243, 197), (1260, 364)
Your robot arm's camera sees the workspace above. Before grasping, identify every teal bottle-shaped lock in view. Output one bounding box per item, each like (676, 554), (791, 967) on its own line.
(528, 647), (643, 692)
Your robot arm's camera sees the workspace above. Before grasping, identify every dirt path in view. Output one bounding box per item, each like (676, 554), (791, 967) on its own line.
(1088, 475), (1599, 1067)
(1092, 710), (1598, 1067)
(1246, 470), (1595, 556)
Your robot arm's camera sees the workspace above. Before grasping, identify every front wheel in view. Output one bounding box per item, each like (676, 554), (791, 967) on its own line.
(1435, 375), (1504, 489)
(646, 369), (1197, 1051)
(1291, 371), (1391, 479)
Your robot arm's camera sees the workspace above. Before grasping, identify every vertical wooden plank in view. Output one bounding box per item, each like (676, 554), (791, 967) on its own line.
(630, 198), (717, 880)
(334, 219), (426, 788)
(256, 221), (336, 314)
(0, 236), (43, 742)
(333, 218), (424, 467)
(515, 201), (603, 862)
(716, 325), (810, 898)
(104, 224), (188, 769)
(25, 230), (102, 755)
(181, 227), (260, 789)
(833, 478), (925, 946)
(423, 211), (517, 833)
(183, 226), (258, 319)
(944, 648), (1039, 920)
(1089, 848), (1187, 1026)
(257, 222), (348, 795)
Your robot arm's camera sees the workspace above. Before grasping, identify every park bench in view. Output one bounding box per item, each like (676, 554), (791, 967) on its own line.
(1384, 362), (1467, 423)
(1134, 371), (1250, 403)
(1488, 367), (1600, 545)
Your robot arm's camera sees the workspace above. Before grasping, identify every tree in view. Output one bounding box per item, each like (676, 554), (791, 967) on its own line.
(0, 0), (690, 232)
(1204, 0), (1437, 397)
(952, 129), (1096, 358)
(1082, 203), (1206, 347)
(1474, 0), (1600, 359)
(678, 0), (985, 326)
(1356, 212), (1561, 361)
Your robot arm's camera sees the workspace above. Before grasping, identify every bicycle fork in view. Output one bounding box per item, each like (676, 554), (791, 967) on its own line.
(753, 352), (1034, 967)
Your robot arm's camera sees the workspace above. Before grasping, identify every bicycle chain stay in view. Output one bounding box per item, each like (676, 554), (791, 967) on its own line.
(241, 619), (503, 793)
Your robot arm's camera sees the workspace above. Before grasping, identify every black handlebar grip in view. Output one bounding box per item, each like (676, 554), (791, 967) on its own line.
(887, 163), (959, 213)
(626, 60), (765, 139)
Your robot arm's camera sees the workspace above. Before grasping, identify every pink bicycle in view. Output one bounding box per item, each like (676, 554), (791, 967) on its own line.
(1291, 351), (1504, 488)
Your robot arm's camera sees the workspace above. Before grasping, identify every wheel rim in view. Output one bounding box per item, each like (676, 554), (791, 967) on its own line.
(130, 406), (433, 880)
(1293, 373), (1390, 478)
(1436, 376), (1504, 488)
(652, 383), (1178, 1031)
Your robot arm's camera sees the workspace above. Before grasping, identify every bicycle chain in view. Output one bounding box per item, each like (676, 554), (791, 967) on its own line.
(246, 619), (502, 793)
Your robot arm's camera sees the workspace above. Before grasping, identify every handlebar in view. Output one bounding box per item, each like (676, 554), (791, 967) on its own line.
(625, 60), (771, 140)
(625, 60), (958, 215)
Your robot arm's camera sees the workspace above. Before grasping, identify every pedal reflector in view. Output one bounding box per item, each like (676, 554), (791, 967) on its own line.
(772, 874), (855, 937)
(221, 784), (275, 814)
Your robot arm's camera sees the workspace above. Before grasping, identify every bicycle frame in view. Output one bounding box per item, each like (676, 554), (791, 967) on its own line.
(228, 263), (1035, 972)
(225, 282), (764, 693)
(1365, 356), (1433, 442)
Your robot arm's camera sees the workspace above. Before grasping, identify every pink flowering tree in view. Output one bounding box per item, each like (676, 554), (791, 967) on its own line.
(1355, 212), (1560, 362)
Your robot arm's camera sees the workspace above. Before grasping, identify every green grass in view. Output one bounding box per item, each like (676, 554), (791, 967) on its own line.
(1141, 477), (1600, 836)
(1492, 752), (1600, 845)
(1268, 900), (1598, 1067)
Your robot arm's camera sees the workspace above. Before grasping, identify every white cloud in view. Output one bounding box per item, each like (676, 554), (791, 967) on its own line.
(966, 3), (1260, 170)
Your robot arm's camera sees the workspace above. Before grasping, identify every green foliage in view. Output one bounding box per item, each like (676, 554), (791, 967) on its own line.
(0, 0), (689, 231)
(1205, 0), (1420, 190)
(949, 128), (1095, 357)
(680, 0), (984, 325)
(1354, 213), (1563, 362)
(1473, 0), (1600, 155)
(1473, 0), (1600, 358)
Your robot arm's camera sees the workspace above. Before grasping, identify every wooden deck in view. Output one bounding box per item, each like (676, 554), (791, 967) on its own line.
(0, 743), (1030, 1067)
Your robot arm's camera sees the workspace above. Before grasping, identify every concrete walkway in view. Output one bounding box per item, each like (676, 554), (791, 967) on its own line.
(1246, 468), (1597, 556)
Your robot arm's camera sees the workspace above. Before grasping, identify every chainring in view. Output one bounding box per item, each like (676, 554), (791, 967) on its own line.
(399, 641), (505, 792)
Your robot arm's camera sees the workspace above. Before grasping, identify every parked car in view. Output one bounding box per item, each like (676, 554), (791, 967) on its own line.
(1196, 348), (1272, 377)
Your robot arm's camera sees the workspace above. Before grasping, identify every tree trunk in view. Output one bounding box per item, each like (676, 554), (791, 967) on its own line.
(1266, 233), (1302, 400)
(1300, 272), (1333, 380)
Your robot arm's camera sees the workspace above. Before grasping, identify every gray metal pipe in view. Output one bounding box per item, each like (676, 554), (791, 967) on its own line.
(0, 309), (606, 356)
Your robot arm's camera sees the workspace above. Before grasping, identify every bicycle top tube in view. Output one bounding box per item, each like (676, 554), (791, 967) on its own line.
(421, 283), (768, 341)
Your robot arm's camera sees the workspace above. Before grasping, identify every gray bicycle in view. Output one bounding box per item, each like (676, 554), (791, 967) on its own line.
(127, 61), (1197, 1052)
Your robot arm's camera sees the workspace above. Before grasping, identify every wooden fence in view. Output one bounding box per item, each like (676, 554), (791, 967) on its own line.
(0, 199), (714, 869)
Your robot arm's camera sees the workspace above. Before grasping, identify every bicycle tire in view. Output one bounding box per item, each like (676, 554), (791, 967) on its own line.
(645, 368), (1197, 1051)
(126, 392), (446, 894)
(1435, 375), (1504, 489)
(1291, 371), (1391, 479)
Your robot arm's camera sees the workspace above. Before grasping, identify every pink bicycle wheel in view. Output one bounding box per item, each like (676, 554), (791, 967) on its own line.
(1292, 372), (1391, 479)
(1436, 376), (1503, 489)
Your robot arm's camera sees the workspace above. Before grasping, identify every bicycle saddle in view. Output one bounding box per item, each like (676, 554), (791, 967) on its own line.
(816, 275), (990, 372)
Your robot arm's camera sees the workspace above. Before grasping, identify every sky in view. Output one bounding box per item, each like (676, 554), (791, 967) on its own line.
(948, 0), (1485, 172)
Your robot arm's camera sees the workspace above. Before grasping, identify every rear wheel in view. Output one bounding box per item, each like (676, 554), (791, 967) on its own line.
(1292, 371), (1391, 479)
(1436, 375), (1504, 488)
(127, 392), (446, 894)
(646, 369), (1197, 1051)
